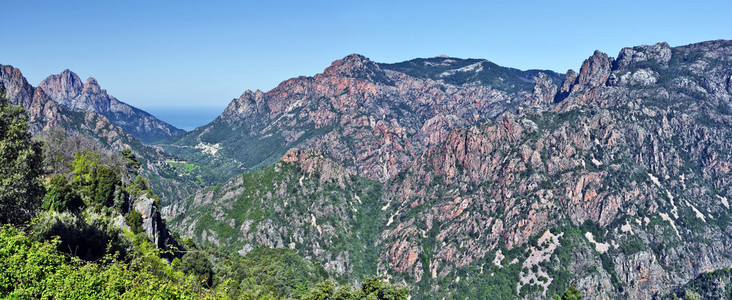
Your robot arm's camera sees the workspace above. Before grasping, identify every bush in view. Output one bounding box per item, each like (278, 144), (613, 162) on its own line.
(125, 210), (143, 234)
(30, 211), (132, 261)
(42, 174), (84, 212)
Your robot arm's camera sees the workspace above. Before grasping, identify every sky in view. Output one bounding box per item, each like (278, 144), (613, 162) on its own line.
(2, 0), (731, 115)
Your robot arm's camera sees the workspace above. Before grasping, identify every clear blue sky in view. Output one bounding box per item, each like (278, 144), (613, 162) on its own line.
(2, 0), (730, 110)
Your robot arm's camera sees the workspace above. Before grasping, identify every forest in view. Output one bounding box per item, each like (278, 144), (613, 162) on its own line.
(0, 89), (409, 299)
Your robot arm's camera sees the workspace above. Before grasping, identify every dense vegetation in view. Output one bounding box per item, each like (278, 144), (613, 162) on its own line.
(0, 88), (45, 225)
(0, 89), (407, 299)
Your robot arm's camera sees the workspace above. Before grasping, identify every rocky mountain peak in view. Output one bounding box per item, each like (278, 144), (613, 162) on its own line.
(554, 69), (578, 103)
(0, 64), (33, 106)
(220, 89), (267, 123)
(577, 50), (614, 88)
(614, 42), (672, 70)
(83, 77), (101, 91)
(39, 69), (84, 104)
(323, 54), (393, 85)
(38, 69), (183, 143)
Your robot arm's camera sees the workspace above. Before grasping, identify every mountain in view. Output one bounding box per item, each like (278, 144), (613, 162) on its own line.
(165, 148), (385, 284)
(0, 64), (211, 213)
(166, 40), (732, 299)
(379, 56), (564, 93)
(39, 69), (185, 144)
(160, 54), (560, 189)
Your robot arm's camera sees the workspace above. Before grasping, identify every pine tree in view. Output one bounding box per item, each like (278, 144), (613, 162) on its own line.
(0, 87), (45, 224)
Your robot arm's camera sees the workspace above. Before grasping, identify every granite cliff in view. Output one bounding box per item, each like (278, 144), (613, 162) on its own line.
(166, 40), (732, 299)
(39, 69), (184, 144)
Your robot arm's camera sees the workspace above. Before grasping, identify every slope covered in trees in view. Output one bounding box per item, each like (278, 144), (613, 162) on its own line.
(0, 90), (408, 299)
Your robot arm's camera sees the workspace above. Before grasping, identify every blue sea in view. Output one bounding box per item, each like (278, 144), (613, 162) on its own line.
(140, 106), (225, 132)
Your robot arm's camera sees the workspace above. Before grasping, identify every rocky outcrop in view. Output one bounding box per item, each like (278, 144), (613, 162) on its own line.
(554, 69), (578, 102)
(527, 72), (559, 107)
(323, 54), (394, 85)
(576, 50), (614, 89)
(280, 148), (351, 188)
(614, 42), (672, 70)
(39, 70), (184, 143)
(134, 195), (178, 250)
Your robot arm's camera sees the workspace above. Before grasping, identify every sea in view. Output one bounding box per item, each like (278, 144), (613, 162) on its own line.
(140, 106), (225, 132)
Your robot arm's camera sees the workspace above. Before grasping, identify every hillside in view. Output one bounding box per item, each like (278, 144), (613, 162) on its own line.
(166, 40), (732, 299)
(39, 69), (185, 144)
(0, 64), (211, 209)
(159, 54), (560, 188)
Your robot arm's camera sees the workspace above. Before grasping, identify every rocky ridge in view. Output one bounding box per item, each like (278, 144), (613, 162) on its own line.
(167, 40), (732, 299)
(39, 70), (184, 144)
(162, 53), (559, 188)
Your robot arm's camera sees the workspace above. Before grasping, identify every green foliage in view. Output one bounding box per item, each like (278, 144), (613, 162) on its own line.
(125, 210), (143, 234)
(672, 268), (732, 299)
(71, 150), (124, 208)
(301, 277), (408, 300)
(30, 211), (132, 261)
(121, 148), (141, 175)
(180, 251), (214, 286)
(552, 284), (582, 300)
(0, 88), (45, 224)
(618, 238), (646, 256)
(42, 174), (84, 212)
(0, 225), (219, 299)
(215, 247), (329, 299)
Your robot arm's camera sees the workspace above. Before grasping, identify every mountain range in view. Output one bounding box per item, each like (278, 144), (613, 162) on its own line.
(2, 39), (732, 299)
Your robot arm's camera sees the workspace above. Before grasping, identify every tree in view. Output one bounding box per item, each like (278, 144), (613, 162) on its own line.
(35, 126), (67, 174)
(121, 148), (140, 184)
(301, 277), (408, 300)
(70, 149), (122, 208)
(180, 251), (214, 287)
(553, 284), (582, 300)
(42, 174), (84, 212)
(0, 87), (44, 224)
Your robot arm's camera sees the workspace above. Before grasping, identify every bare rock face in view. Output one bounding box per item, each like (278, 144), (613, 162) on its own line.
(281, 148), (351, 188)
(614, 42), (672, 70)
(219, 89), (267, 124)
(577, 50), (614, 89)
(0, 64), (64, 132)
(132, 195), (180, 254)
(134, 196), (164, 247)
(39, 69), (84, 107)
(527, 72), (558, 107)
(39, 70), (184, 143)
(323, 54), (393, 85)
(555, 69), (578, 102)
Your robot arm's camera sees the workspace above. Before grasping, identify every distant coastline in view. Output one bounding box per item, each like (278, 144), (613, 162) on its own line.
(140, 105), (224, 131)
